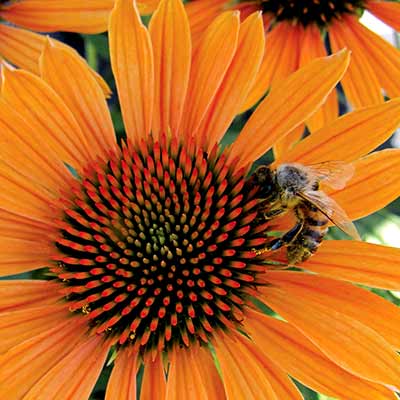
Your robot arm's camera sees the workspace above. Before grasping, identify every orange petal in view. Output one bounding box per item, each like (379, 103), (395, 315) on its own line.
(214, 330), (303, 399)
(263, 270), (400, 349)
(240, 22), (300, 112)
(230, 49), (350, 169)
(0, 208), (57, 242)
(329, 16), (384, 108)
(109, 0), (154, 145)
(0, 24), (111, 96)
(138, 0), (162, 14)
(273, 124), (304, 161)
(245, 309), (397, 400)
(166, 346), (210, 399)
(302, 240), (400, 290)
(0, 237), (53, 277)
(195, 345), (227, 399)
(275, 98), (400, 165)
(181, 11), (240, 143)
(196, 11), (265, 149)
(185, 0), (228, 49)
(0, 96), (70, 192)
(0, 317), (90, 399)
(105, 350), (138, 400)
(149, 0), (191, 138)
(367, 1), (400, 31)
(232, 2), (262, 20)
(260, 274), (400, 388)
(298, 24), (338, 131)
(40, 40), (117, 161)
(141, 355), (166, 400)
(0, 280), (61, 313)
(0, 151), (61, 224)
(1, 67), (92, 171)
(24, 333), (109, 400)
(0, 0), (113, 34)
(0, 304), (70, 354)
(0, 23), (44, 74)
(327, 149), (400, 220)
(343, 16), (400, 99)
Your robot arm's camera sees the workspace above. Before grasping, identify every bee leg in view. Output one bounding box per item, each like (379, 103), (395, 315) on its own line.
(255, 222), (304, 255)
(269, 222), (304, 251)
(261, 207), (286, 221)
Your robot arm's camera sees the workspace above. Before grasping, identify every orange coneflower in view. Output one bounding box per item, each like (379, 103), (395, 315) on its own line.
(183, 0), (400, 132)
(1, 0), (400, 398)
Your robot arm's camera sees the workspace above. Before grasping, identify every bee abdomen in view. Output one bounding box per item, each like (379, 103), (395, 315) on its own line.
(302, 228), (327, 243)
(305, 216), (329, 227)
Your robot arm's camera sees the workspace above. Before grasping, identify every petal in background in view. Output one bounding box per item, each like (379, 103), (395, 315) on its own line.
(233, 1), (263, 21)
(0, 23), (46, 74)
(185, 0), (228, 49)
(0, 0), (114, 34)
(230, 50), (350, 168)
(329, 16), (384, 108)
(343, 16), (400, 100)
(240, 22), (300, 112)
(367, 1), (400, 32)
(0, 24), (111, 95)
(298, 24), (338, 131)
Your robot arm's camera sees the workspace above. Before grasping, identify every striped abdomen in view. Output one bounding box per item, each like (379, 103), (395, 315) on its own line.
(287, 203), (329, 264)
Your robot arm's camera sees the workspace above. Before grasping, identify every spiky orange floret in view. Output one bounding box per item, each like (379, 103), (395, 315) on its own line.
(52, 135), (269, 355)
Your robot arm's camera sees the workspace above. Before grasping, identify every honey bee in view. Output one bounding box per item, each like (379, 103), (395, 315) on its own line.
(250, 161), (360, 264)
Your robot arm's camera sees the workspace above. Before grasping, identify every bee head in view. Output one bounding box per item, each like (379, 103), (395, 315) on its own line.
(253, 165), (276, 198)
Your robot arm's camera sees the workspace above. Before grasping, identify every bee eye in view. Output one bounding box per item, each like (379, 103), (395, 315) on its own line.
(259, 183), (273, 197)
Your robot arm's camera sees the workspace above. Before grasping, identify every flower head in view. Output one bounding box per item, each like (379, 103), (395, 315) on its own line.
(1, 0), (400, 398)
(182, 0), (400, 131)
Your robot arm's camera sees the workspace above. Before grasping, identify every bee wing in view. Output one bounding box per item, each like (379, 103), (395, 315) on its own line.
(299, 190), (361, 240)
(307, 161), (354, 190)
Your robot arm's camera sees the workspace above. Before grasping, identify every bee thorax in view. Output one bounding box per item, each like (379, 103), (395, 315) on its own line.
(276, 164), (311, 194)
